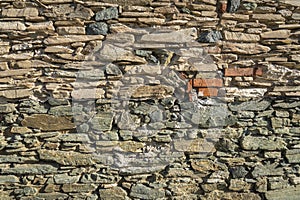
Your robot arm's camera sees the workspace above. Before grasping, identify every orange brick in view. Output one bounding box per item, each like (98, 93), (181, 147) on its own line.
(193, 78), (223, 87)
(187, 79), (193, 93)
(224, 68), (254, 76)
(198, 88), (219, 97)
(254, 68), (263, 76)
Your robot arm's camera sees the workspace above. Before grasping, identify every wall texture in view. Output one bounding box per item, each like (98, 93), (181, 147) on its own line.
(0, 0), (300, 199)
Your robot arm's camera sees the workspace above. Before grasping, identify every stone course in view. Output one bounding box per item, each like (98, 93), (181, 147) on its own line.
(0, 0), (299, 199)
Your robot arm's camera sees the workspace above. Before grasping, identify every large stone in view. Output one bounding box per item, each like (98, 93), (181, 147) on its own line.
(43, 4), (94, 20)
(204, 190), (261, 200)
(252, 14), (285, 21)
(35, 193), (68, 200)
(90, 113), (114, 131)
(62, 184), (97, 193)
(0, 104), (16, 113)
(131, 85), (174, 99)
(224, 31), (260, 42)
(1, 164), (57, 175)
(252, 163), (283, 177)
(261, 30), (291, 39)
(130, 184), (165, 200)
(54, 174), (80, 184)
(0, 69), (32, 78)
(241, 136), (286, 150)
(278, 0), (300, 6)
(86, 22), (109, 35)
(265, 185), (300, 200)
(95, 7), (119, 21)
(0, 89), (32, 99)
(26, 21), (55, 31)
(0, 22), (26, 31)
(285, 149), (300, 163)
(198, 30), (222, 43)
(230, 166), (248, 178)
(191, 159), (226, 172)
(223, 42), (271, 54)
(99, 187), (127, 200)
(2, 8), (38, 17)
(44, 35), (104, 45)
(227, 0), (240, 13)
(0, 175), (19, 184)
(21, 114), (75, 131)
(229, 100), (271, 111)
(38, 149), (95, 166)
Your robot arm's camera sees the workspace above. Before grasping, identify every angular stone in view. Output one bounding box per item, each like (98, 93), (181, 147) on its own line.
(1, 164), (57, 175)
(241, 136), (286, 150)
(44, 35), (104, 45)
(130, 184), (165, 200)
(0, 155), (34, 163)
(0, 43), (10, 55)
(198, 30), (222, 43)
(0, 89), (32, 99)
(229, 179), (251, 191)
(86, 22), (108, 35)
(204, 190), (261, 200)
(95, 7), (118, 21)
(0, 22), (26, 31)
(131, 85), (174, 99)
(44, 46), (73, 54)
(252, 163), (283, 177)
(57, 26), (85, 35)
(223, 42), (271, 54)
(141, 28), (197, 43)
(230, 166), (248, 178)
(224, 31), (260, 42)
(99, 187), (127, 200)
(285, 149), (300, 163)
(0, 104), (16, 113)
(2, 8), (39, 17)
(38, 149), (95, 166)
(191, 159), (226, 172)
(229, 100), (271, 111)
(90, 113), (114, 131)
(261, 30), (291, 39)
(10, 126), (32, 134)
(21, 114), (75, 131)
(227, 0), (240, 13)
(62, 184), (97, 193)
(265, 185), (300, 200)
(273, 86), (300, 92)
(54, 174), (80, 184)
(26, 21), (55, 31)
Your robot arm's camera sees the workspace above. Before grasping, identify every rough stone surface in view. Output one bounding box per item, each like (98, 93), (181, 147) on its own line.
(86, 22), (109, 35)
(95, 7), (119, 21)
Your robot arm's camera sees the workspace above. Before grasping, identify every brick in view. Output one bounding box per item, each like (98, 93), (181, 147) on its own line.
(193, 78), (223, 87)
(198, 88), (219, 97)
(224, 67), (263, 77)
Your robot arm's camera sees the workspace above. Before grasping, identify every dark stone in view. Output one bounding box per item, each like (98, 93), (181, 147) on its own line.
(198, 30), (222, 43)
(95, 7), (118, 21)
(230, 166), (248, 178)
(227, 0), (240, 13)
(86, 22), (108, 35)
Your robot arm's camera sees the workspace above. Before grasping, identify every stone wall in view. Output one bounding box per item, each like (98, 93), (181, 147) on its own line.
(0, 0), (300, 199)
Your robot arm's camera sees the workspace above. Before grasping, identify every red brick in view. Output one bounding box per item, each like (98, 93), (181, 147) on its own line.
(193, 78), (223, 87)
(224, 68), (254, 77)
(187, 79), (193, 93)
(198, 88), (219, 97)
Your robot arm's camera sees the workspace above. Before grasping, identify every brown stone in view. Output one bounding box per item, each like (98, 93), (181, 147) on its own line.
(62, 184), (97, 193)
(252, 14), (285, 21)
(26, 21), (55, 31)
(193, 79), (223, 87)
(278, 0), (300, 6)
(0, 69), (32, 78)
(57, 27), (86, 35)
(223, 42), (271, 54)
(99, 187), (128, 200)
(44, 35), (104, 45)
(224, 31), (260, 42)
(0, 22), (26, 31)
(261, 30), (291, 39)
(131, 85), (174, 99)
(0, 89), (32, 99)
(2, 8), (39, 17)
(265, 185), (300, 200)
(22, 114), (75, 131)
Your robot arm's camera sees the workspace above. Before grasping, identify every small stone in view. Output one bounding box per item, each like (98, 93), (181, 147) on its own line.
(95, 7), (119, 21)
(285, 149), (300, 163)
(0, 175), (19, 183)
(99, 187), (127, 200)
(48, 106), (73, 116)
(224, 31), (260, 42)
(26, 21), (55, 31)
(57, 26), (85, 35)
(10, 127), (32, 134)
(131, 85), (174, 99)
(90, 113), (114, 131)
(130, 184), (165, 200)
(227, 0), (240, 13)
(81, 173), (115, 184)
(230, 166), (248, 178)
(86, 22), (109, 35)
(229, 179), (251, 191)
(252, 14), (285, 21)
(241, 136), (286, 150)
(105, 63), (122, 76)
(198, 30), (222, 43)
(62, 184), (97, 193)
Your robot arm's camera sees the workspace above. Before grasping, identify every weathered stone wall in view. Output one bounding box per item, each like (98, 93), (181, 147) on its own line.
(0, 0), (300, 199)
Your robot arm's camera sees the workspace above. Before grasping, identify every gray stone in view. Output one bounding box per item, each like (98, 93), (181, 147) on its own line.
(48, 98), (69, 106)
(230, 166), (248, 178)
(242, 2), (257, 10)
(14, 186), (37, 196)
(54, 174), (80, 184)
(38, 149), (95, 166)
(90, 113), (114, 131)
(265, 185), (300, 200)
(86, 22), (109, 35)
(252, 163), (283, 177)
(62, 184), (97, 193)
(105, 63), (122, 76)
(198, 30), (222, 43)
(19, 100), (48, 114)
(58, 133), (90, 142)
(0, 175), (19, 183)
(227, 0), (240, 13)
(229, 100), (271, 111)
(48, 106), (73, 116)
(95, 7), (118, 21)
(241, 136), (286, 150)
(35, 193), (68, 200)
(0, 104), (15, 113)
(1, 164), (57, 175)
(130, 184), (165, 200)
(81, 173), (115, 184)
(99, 187), (127, 200)
(285, 149), (300, 163)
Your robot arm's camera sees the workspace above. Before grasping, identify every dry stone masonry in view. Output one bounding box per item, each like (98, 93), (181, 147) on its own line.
(0, 0), (299, 199)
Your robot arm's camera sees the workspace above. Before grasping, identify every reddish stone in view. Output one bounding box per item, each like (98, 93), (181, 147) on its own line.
(193, 78), (223, 87)
(255, 68), (263, 76)
(224, 68), (254, 77)
(187, 79), (193, 93)
(198, 88), (219, 97)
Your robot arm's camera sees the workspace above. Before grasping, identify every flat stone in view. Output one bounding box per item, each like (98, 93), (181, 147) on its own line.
(38, 149), (95, 166)
(1, 164), (57, 175)
(95, 7), (118, 21)
(0, 89), (32, 99)
(2, 8), (39, 17)
(252, 14), (285, 21)
(265, 185), (300, 200)
(252, 163), (283, 177)
(278, 0), (300, 6)
(0, 69), (32, 78)
(285, 149), (300, 163)
(241, 136), (286, 150)
(49, 106), (73, 116)
(90, 112), (114, 131)
(191, 159), (226, 172)
(35, 193), (68, 200)
(0, 175), (19, 183)
(223, 42), (271, 54)
(140, 28), (197, 43)
(261, 30), (291, 39)
(198, 30), (222, 43)
(62, 184), (97, 193)
(229, 100), (271, 111)
(44, 35), (104, 45)
(44, 46), (73, 54)
(26, 21), (55, 31)
(86, 22), (108, 35)
(21, 114), (75, 131)
(131, 85), (174, 99)
(130, 184), (165, 200)
(100, 0), (151, 6)
(224, 31), (260, 42)
(204, 191), (261, 200)
(99, 187), (127, 200)
(10, 126), (32, 134)
(57, 26), (85, 35)
(0, 22), (26, 31)
(54, 174), (80, 184)
(81, 173), (115, 184)
(0, 104), (16, 113)
(58, 134), (89, 142)
(273, 86), (300, 92)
